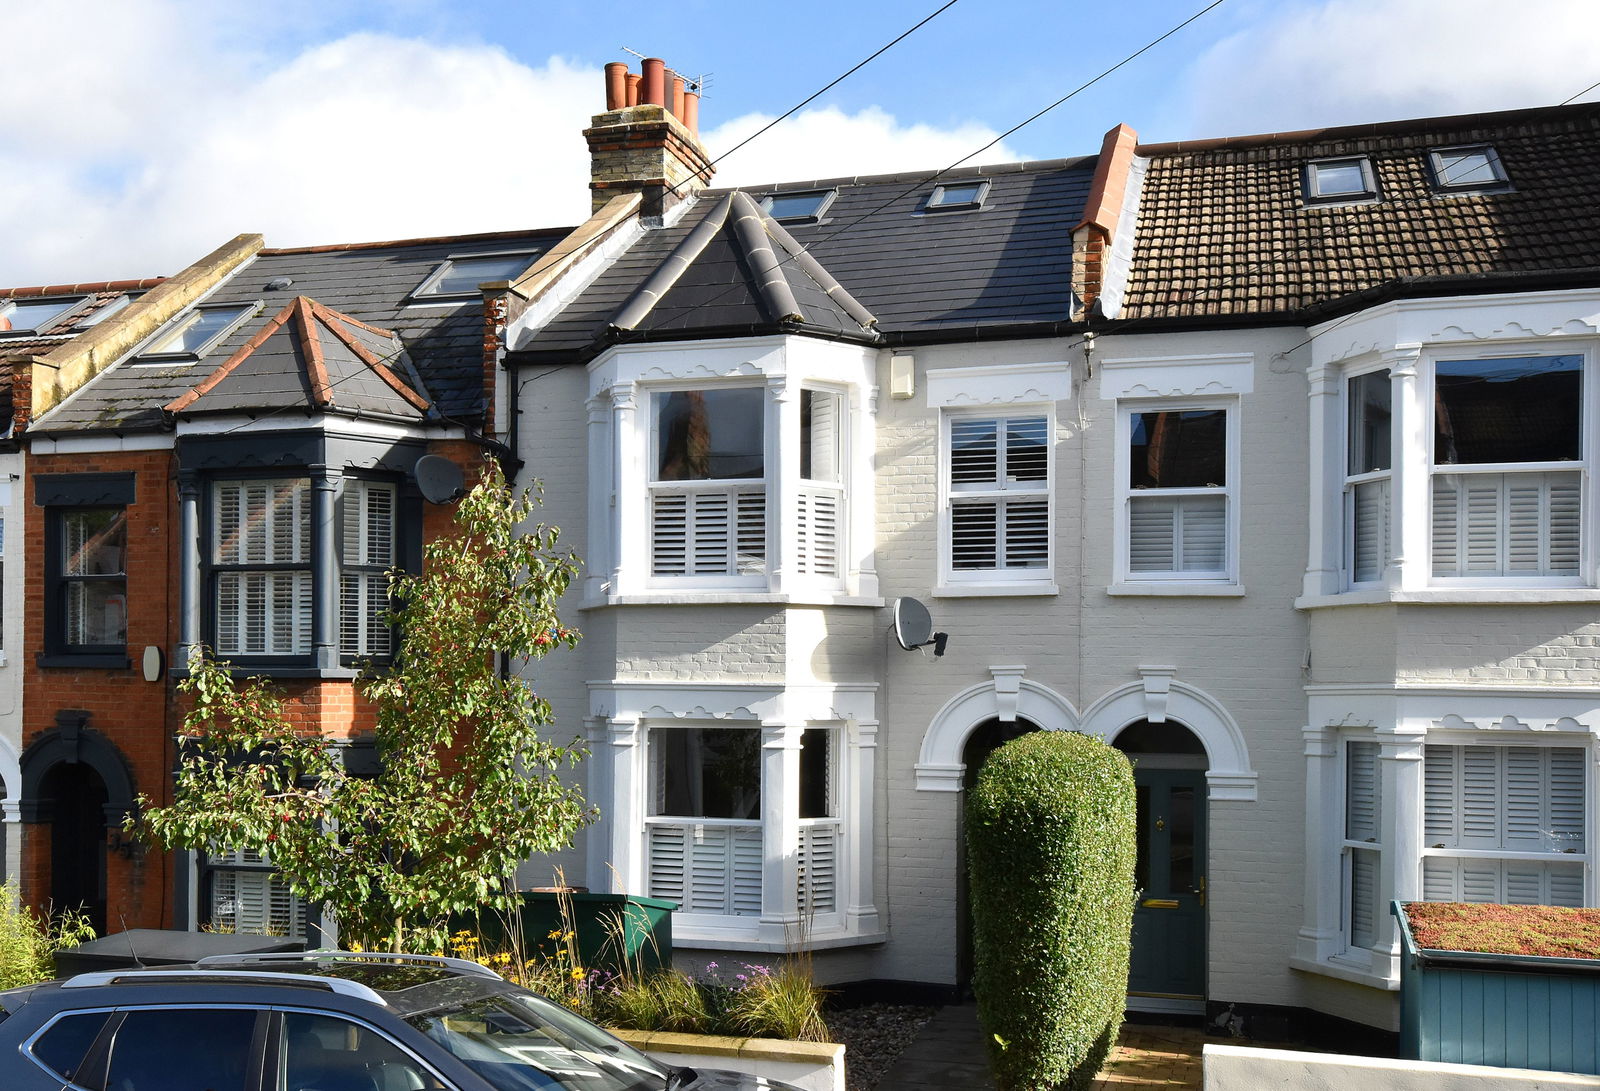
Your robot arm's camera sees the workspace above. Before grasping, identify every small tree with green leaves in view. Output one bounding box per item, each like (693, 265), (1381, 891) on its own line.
(135, 466), (592, 952)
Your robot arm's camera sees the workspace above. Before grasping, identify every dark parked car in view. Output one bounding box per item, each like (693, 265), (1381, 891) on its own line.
(0, 951), (800, 1091)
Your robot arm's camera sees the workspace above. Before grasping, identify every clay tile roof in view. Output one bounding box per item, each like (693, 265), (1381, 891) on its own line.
(167, 296), (429, 421)
(1121, 101), (1600, 322)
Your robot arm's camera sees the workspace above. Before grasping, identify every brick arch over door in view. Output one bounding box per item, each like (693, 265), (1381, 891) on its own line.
(1079, 670), (1258, 801)
(18, 714), (138, 825)
(915, 666), (1081, 791)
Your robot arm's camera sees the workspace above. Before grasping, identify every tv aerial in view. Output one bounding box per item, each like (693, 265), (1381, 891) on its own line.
(893, 597), (948, 657)
(414, 455), (466, 505)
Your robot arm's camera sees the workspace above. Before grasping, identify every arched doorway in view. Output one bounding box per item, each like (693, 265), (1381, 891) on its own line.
(956, 716), (1039, 995)
(39, 762), (109, 933)
(1114, 719), (1207, 1014)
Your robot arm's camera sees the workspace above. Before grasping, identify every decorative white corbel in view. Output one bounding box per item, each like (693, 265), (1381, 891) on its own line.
(1137, 665), (1178, 723)
(990, 665), (1027, 723)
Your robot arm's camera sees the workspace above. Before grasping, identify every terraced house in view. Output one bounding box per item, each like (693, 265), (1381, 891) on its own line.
(6, 53), (1599, 1038)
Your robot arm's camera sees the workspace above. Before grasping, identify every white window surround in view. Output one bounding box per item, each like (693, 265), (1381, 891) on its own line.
(585, 680), (881, 950)
(1296, 685), (1600, 990)
(584, 336), (879, 607)
(925, 361), (1069, 597)
(1301, 290), (1600, 606)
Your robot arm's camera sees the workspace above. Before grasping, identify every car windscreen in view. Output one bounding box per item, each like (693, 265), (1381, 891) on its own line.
(405, 990), (668, 1091)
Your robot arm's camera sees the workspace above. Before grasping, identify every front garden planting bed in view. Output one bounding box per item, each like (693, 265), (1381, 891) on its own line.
(1395, 901), (1600, 1075)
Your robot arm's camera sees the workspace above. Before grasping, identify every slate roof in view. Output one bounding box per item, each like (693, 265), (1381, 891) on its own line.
(1122, 101), (1600, 323)
(1, 284), (165, 426)
(37, 230), (568, 434)
(168, 297), (428, 421)
(514, 158), (1093, 361)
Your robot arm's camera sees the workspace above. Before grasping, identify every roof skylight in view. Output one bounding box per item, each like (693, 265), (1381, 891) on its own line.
(1429, 145), (1509, 191)
(414, 253), (539, 299)
(926, 180), (989, 211)
(1304, 157), (1378, 204)
(140, 303), (256, 359)
(760, 190), (836, 223)
(0, 297), (86, 335)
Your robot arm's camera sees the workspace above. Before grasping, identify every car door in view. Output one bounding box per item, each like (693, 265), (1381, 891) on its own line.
(99, 1006), (267, 1091)
(267, 1010), (456, 1091)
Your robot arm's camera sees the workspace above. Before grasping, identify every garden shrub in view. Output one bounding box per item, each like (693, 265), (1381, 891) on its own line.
(967, 731), (1136, 1091)
(0, 884), (96, 991)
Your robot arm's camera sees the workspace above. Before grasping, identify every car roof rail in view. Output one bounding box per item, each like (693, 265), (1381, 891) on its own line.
(195, 950), (504, 981)
(59, 970), (388, 1006)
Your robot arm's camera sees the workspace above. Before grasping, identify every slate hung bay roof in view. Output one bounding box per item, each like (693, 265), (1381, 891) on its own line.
(514, 157), (1095, 361)
(38, 229), (570, 434)
(1122, 101), (1600, 323)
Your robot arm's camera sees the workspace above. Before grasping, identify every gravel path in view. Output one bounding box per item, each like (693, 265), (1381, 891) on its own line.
(825, 1004), (940, 1091)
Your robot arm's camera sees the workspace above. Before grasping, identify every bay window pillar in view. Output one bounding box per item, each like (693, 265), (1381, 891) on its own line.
(760, 720), (803, 943)
(583, 716), (611, 891)
(1377, 726), (1425, 969)
(310, 465), (341, 670)
(846, 717), (881, 935)
(769, 376), (795, 593)
(1303, 362), (1341, 598)
(1297, 724), (1341, 962)
(610, 384), (642, 596)
(177, 470), (202, 667)
(854, 386), (880, 599)
(606, 717), (642, 895)
(1384, 347), (1424, 590)
(585, 393), (614, 603)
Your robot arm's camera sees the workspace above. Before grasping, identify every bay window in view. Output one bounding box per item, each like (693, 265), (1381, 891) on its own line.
(204, 846), (306, 938)
(213, 479), (313, 657)
(1430, 355), (1583, 581)
(339, 479), (397, 658)
(1121, 405), (1234, 581)
(1342, 740), (1381, 951)
(942, 411), (1051, 582)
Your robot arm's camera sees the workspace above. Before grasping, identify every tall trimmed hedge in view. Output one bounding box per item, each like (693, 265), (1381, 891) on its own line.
(967, 730), (1136, 1091)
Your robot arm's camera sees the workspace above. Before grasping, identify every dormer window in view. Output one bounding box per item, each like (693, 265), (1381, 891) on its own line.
(760, 190), (836, 223)
(926, 180), (989, 212)
(1304, 157), (1378, 204)
(0, 297), (85, 335)
(141, 303), (256, 359)
(413, 252), (539, 299)
(1428, 145), (1509, 192)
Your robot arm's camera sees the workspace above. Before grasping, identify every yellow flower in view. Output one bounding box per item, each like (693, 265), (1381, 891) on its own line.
(570, 967), (584, 980)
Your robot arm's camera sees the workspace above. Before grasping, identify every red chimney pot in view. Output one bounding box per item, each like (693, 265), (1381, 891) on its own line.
(641, 57), (666, 106)
(604, 62), (628, 110)
(683, 90), (700, 134)
(624, 72), (641, 107)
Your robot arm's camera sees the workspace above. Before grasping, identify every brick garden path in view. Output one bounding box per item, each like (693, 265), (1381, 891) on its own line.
(875, 1006), (1206, 1091)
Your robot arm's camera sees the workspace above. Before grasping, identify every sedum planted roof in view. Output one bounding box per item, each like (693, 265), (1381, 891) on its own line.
(35, 230), (568, 434)
(1122, 101), (1600, 323)
(514, 158), (1094, 362)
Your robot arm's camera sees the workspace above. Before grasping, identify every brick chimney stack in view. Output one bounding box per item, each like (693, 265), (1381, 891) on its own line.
(586, 57), (714, 218)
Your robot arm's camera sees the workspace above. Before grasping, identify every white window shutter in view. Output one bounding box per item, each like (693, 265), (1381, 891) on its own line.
(647, 825), (687, 904)
(1432, 471), (1581, 577)
(651, 493), (688, 575)
(651, 488), (766, 578)
(731, 827), (763, 915)
(1129, 496), (1225, 574)
(1003, 501), (1050, 568)
(1345, 741), (1380, 842)
(951, 501), (999, 570)
(652, 822), (763, 916)
(1548, 747), (1586, 851)
(1459, 745), (1500, 848)
(1423, 746), (1455, 844)
(1349, 848), (1379, 949)
(735, 491), (766, 576)
(1350, 478), (1390, 583)
(798, 823), (839, 914)
(950, 418), (1000, 487)
(339, 481), (395, 657)
(796, 487), (841, 577)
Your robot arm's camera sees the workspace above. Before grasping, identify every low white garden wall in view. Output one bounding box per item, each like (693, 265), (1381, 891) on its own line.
(1206, 1043), (1600, 1091)
(610, 1029), (845, 1091)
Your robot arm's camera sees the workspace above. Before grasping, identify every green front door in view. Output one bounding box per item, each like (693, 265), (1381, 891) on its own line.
(1128, 768), (1206, 1008)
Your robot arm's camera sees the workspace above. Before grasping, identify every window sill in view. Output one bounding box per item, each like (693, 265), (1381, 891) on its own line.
(582, 592), (885, 609)
(673, 927), (888, 953)
(933, 581), (1058, 598)
(1288, 953), (1398, 991)
(170, 666), (360, 681)
(36, 653), (132, 670)
(1296, 587), (1600, 610)
(1107, 582), (1244, 597)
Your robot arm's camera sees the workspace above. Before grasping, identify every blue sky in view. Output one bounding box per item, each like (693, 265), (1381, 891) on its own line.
(3, 0), (1597, 287)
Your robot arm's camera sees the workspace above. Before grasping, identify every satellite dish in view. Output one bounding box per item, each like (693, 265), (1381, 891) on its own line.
(415, 455), (466, 504)
(893, 597), (948, 656)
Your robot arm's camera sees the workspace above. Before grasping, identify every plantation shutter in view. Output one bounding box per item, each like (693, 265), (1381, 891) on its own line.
(948, 414), (1049, 574)
(1345, 742), (1380, 842)
(796, 487), (841, 577)
(797, 823), (839, 914)
(339, 480), (395, 657)
(1129, 496), (1226, 573)
(651, 488), (766, 577)
(208, 848), (304, 938)
(1431, 471), (1581, 577)
(649, 823), (763, 916)
(213, 480), (312, 655)
(1349, 849), (1380, 949)
(1349, 478), (1390, 583)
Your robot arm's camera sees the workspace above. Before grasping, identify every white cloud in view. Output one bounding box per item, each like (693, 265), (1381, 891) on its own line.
(0, 8), (1017, 288)
(706, 106), (1019, 188)
(1176, 0), (1600, 139)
